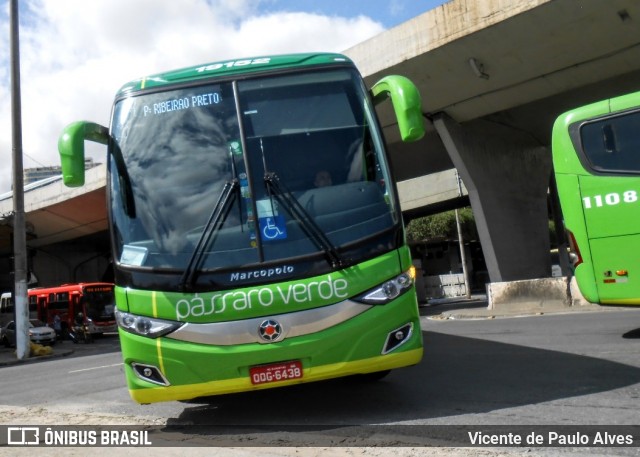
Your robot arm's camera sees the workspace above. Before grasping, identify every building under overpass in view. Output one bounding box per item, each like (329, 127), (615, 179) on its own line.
(0, 165), (110, 290)
(1, 0), (639, 295)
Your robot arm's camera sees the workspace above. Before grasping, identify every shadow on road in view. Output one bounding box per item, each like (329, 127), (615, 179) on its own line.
(166, 330), (640, 434)
(622, 328), (640, 339)
(418, 297), (488, 317)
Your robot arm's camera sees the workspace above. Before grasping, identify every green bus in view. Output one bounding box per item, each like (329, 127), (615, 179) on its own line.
(552, 89), (640, 306)
(58, 53), (425, 403)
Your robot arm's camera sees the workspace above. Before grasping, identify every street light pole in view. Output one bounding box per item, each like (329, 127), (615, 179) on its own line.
(10, 0), (30, 360)
(455, 170), (471, 299)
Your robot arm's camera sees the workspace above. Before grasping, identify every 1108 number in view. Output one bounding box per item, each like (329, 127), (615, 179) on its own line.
(583, 190), (637, 209)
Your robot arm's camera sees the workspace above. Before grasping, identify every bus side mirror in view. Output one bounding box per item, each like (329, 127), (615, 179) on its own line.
(58, 121), (109, 187)
(371, 75), (425, 142)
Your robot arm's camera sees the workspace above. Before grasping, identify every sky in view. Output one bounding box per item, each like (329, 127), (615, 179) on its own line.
(0, 0), (447, 193)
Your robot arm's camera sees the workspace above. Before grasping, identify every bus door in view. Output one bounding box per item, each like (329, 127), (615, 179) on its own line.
(38, 296), (48, 323)
(576, 106), (640, 304)
(50, 292), (71, 328)
(71, 292), (82, 324)
(31, 295), (43, 322)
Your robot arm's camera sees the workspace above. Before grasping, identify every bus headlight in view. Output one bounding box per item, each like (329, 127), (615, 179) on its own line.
(116, 310), (183, 338)
(353, 271), (413, 305)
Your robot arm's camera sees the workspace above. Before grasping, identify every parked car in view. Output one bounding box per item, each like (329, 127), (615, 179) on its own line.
(1, 319), (57, 347)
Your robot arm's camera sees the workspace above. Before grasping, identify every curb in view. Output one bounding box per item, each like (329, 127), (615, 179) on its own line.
(0, 347), (75, 367)
(429, 303), (616, 320)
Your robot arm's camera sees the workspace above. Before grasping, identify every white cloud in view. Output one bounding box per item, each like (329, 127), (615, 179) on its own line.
(0, 0), (383, 192)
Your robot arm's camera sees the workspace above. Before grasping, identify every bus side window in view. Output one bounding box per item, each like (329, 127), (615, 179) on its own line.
(582, 111), (640, 172)
(0, 295), (14, 326)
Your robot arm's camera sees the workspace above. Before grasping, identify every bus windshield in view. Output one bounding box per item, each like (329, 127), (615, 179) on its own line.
(81, 286), (116, 323)
(110, 68), (398, 278)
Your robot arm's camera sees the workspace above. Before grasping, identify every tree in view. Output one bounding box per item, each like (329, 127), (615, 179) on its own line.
(407, 208), (558, 246)
(406, 207), (477, 243)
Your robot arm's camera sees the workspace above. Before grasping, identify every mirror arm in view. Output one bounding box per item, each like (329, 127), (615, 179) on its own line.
(371, 75), (425, 142)
(58, 121), (108, 187)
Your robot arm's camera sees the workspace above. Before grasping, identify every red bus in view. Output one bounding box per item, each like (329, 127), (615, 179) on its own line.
(28, 283), (117, 336)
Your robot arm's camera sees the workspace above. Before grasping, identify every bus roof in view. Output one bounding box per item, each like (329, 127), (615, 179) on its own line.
(116, 53), (354, 97)
(27, 283), (114, 295)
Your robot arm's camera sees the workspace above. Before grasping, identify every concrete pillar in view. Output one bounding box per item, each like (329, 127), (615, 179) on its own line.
(432, 113), (551, 282)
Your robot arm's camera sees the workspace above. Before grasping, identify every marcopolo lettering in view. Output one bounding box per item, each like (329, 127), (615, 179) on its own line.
(176, 275), (349, 320)
(230, 265), (294, 282)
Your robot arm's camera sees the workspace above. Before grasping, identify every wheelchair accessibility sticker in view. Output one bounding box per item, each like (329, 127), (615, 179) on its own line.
(259, 215), (287, 241)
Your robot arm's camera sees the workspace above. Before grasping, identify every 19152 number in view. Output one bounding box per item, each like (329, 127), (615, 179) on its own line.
(195, 58), (270, 73)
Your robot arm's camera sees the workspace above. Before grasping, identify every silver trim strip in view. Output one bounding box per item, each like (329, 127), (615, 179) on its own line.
(167, 299), (372, 345)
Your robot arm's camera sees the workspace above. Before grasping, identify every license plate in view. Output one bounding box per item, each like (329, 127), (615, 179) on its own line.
(249, 360), (303, 385)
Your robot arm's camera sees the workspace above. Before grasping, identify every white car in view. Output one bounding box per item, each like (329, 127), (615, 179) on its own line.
(1, 319), (57, 347)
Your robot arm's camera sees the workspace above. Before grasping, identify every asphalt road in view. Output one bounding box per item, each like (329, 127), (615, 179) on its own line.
(0, 309), (638, 451)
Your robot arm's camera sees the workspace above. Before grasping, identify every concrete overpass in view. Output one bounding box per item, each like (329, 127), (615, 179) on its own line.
(346, 0), (640, 283)
(0, 166), (110, 289)
(1, 0), (639, 291)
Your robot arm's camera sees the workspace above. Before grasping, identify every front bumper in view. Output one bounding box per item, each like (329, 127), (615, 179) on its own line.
(119, 292), (423, 404)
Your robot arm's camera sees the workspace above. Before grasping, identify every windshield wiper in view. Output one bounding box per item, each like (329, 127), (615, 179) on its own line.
(264, 172), (344, 269)
(179, 179), (239, 291)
